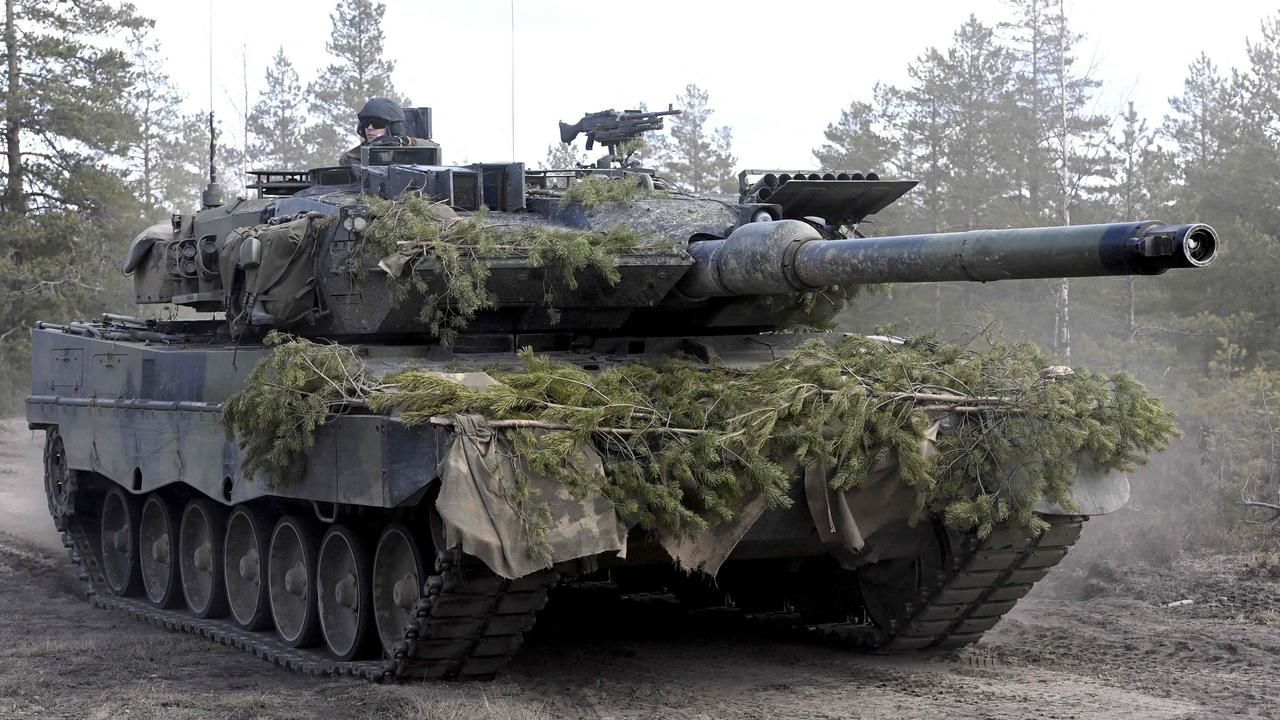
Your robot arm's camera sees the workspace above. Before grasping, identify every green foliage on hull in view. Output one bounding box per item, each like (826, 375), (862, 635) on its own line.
(221, 333), (373, 485)
(222, 333), (1178, 541)
(558, 175), (661, 209)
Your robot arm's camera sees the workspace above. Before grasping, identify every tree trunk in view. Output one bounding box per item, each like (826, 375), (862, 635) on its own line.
(932, 205), (941, 325)
(1027, 0), (1042, 213)
(1127, 277), (1136, 340)
(1053, 0), (1070, 363)
(142, 90), (153, 215)
(3, 0), (22, 215)
(1054, 279), (1070, 361)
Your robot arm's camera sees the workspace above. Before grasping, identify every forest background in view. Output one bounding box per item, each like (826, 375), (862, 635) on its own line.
(3, 0), (1278, 554)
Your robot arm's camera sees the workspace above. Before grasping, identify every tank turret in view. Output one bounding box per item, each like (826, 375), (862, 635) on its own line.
(122, 117), (1217, 342)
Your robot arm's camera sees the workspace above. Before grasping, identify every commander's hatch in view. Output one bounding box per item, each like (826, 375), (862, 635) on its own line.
(738, 169), (917, 225)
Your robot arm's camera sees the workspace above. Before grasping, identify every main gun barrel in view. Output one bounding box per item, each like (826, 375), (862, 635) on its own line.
(677, 220), (1218, 298)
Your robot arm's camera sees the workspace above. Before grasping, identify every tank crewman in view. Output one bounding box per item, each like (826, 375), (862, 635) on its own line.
(338, 97), (420, 166)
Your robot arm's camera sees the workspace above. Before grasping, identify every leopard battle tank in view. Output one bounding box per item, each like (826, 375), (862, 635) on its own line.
(26, 105), (1218, 680)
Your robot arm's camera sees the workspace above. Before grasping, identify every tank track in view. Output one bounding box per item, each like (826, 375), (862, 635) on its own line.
(62, 510), (554, 681)
(739, 515), (1084, 651)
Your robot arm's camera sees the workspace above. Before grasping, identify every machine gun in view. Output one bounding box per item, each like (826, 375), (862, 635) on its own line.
(558, 105), (681, 167)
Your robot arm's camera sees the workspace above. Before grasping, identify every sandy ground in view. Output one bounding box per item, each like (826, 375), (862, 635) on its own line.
(2, 419), (1279, 719)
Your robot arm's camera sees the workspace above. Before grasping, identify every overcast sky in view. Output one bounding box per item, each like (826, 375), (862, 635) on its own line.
(133, 0), (1276, 171)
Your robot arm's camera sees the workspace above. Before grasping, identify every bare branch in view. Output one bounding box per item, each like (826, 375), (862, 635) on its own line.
(1242, 500), (1280, 525)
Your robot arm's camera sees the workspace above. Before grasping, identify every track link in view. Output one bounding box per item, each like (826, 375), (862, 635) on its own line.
(741, 515), (1085, 651)
(64, 512), (554, 681)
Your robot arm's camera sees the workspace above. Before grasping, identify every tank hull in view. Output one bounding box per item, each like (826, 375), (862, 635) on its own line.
(26, 322), (1114, 679)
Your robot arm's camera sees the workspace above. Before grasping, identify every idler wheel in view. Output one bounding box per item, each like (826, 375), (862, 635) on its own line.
(139, 493), (184, 609)
(268, 515), (321, 647)
(317, 525), (373, 660)
(371, 522), (426, 658)
(42, 429), (77, 530)
(100, 486), (143, 596)
(223, 506), (273, 630)
(180, 498), (229, 618)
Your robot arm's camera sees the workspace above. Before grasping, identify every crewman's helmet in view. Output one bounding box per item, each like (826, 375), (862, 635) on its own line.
(356, 97), (406, 139)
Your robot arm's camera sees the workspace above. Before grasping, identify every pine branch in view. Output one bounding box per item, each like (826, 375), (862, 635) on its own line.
(223, 332), (1178, 543)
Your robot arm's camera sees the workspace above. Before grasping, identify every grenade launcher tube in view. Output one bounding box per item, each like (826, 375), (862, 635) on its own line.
(677, 220), (1218, 298)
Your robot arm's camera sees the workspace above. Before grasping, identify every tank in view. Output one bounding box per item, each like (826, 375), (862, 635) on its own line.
(26, 105), (1218, 681)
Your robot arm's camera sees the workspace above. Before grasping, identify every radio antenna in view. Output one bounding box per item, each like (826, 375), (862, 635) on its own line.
(208, 0), (213, 116)
(510, 0), (516, 160)
(201, 0), (224, 208)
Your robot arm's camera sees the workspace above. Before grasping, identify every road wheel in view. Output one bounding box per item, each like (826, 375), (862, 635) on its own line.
(139, 493), (184, 609)
(317, 525), (373, 660)
(180, 498), (229, 618)
(371, 522), (425, 658)
(100, 486), (143, 596)
(857, 518), (950, 631)
(224, 505), (272, 630)
(268, 515), (321, 647)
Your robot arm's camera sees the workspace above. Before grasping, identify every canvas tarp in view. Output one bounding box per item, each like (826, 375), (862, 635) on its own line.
(655, 490), (770, 577)
(435, 413), (628, 580)
(804, 420), (941, 566)
(433, 399), (940, 580)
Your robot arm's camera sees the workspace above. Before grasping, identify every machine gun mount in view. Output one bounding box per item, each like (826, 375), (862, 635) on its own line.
(558, 105), (682, 168)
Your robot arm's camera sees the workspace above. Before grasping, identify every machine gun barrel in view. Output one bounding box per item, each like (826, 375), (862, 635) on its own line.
(677, 220), (1218, 298)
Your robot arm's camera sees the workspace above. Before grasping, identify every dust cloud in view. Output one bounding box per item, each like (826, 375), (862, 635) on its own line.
(0, 419), (61, 553)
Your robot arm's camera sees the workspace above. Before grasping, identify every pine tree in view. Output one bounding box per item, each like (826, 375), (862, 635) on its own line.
(1001, 0), (1110, 360)
(938, 17), (1020, 231)
(896, 47), (951, 235)
(543, 142), (587, 169)
(1165, 15), (1280, 366)
(2, 0), (148, 215)
(1106, 103), (1172, 220)
(812, 88), (914, 239)
(835, 16), (1023, 324)
(1214, 17), (1280, 233)
(813, 90), (901, 178)
(651, 84), (737, 196)
(248, 48), (314, 171)
(0, 0), (149, 406)
(1163, 53), (1230, 190)
(307, 0), (404, 157)
(123, 29), (214, 216)
(1100, 102), (1176, 339)
(890, 16), (1020, 233)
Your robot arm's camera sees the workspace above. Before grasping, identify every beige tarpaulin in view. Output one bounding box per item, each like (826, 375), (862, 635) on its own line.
(658, 489), (771, 577)
(804, 420), (941, 564)
(377, 251), (412, 277)
(431, 379), (944, 579)
(435, 413), (627, 580)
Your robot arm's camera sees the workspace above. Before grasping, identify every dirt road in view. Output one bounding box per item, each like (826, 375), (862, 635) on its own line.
(2, 419), (1278, 719)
